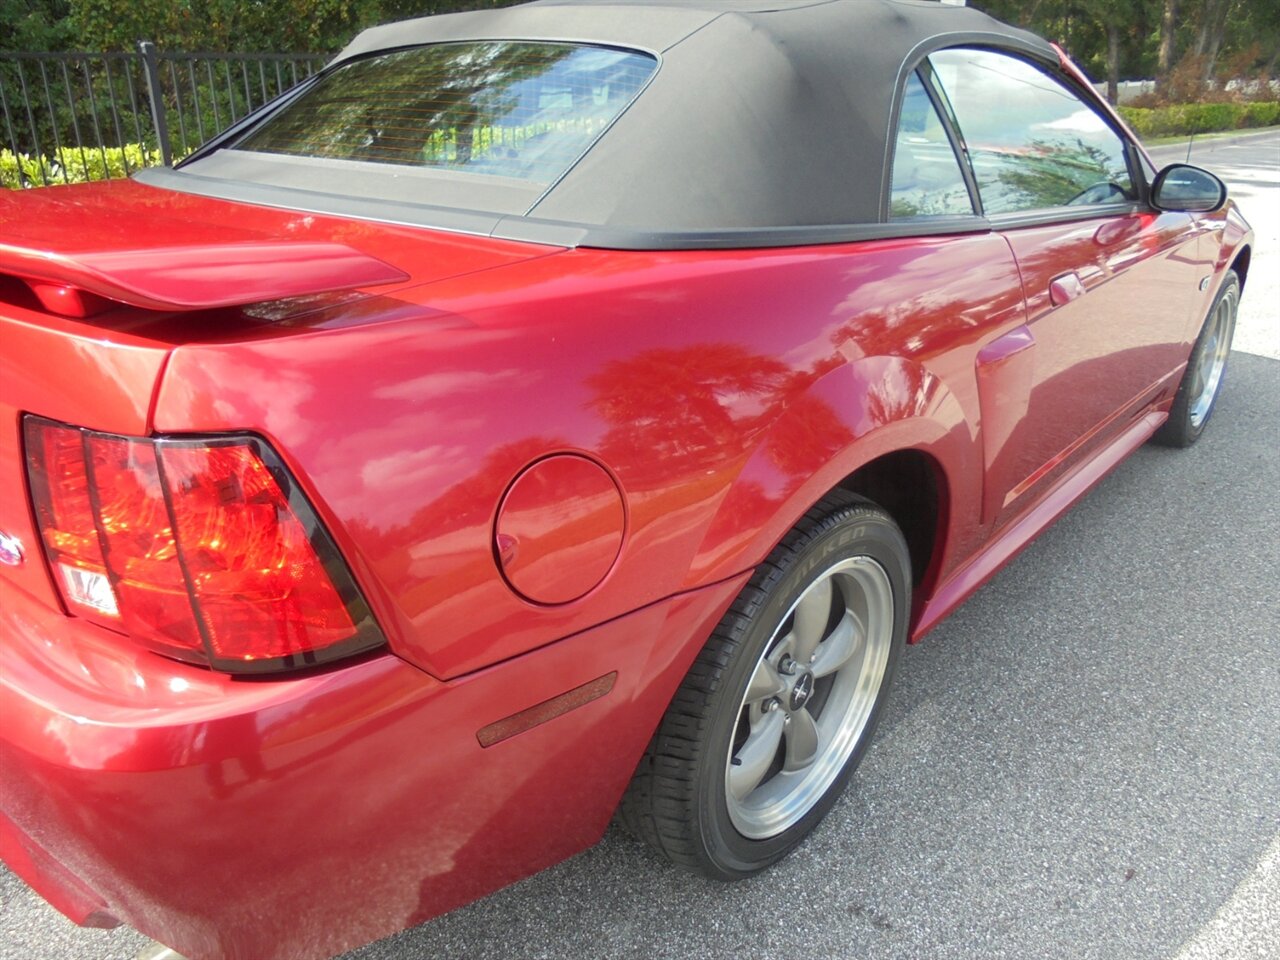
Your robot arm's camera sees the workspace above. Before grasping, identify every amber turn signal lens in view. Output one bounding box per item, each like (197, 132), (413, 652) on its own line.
(24, 421), (120, 632)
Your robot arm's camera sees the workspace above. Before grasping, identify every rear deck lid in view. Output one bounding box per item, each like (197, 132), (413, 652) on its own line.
(0, 178), (560, 314)
(0, 177), (560, 612)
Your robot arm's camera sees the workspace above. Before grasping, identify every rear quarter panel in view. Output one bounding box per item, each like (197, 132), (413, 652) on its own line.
(156, 232), (1024, 678)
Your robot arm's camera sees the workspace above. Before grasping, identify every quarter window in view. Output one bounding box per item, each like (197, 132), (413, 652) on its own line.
(890, 72), (975, 219)
(928, 48), (1134, 215)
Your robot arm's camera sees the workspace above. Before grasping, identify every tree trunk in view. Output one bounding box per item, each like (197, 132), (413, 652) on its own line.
(1200, 0), (1233, 88)
(1193, 0), (1223, 56)
(1107, 22), (1121, 104)
(1158, 0), (1178, 76)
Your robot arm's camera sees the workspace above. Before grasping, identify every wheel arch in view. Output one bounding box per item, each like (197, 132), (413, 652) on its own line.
(681, 354), (974, 629)
(835, 448), (949, 604)
(1217, 199), (1253, 292)
(1230, 243), (1251, 291)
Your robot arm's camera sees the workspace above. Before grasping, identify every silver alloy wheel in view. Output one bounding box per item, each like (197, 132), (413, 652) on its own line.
(1189, 287), (1237, 429)
(725, 556), (894, 839)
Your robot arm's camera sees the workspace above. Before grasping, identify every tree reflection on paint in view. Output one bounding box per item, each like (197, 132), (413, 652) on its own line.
(588, 344), (788, 468)
(586, 342), (853, 486)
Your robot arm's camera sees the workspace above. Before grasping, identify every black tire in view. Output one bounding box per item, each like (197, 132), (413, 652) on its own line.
(1153, 271), (1240, 448)
(619, 492), (910, 879)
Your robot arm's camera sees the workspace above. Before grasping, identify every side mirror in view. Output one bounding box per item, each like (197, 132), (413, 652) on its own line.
(1150, 163), (1228, 213)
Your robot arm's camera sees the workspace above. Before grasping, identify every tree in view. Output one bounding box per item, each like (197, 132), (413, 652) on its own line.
(67, 0), (527, 53)
(9, 0), (1279, 89)
(971, 0), (1277, 99)
(1192, 0), (1235, 85)
(1078, 0), (1141, 103)
(1158, 0), (1178, 77)
(1, 0), (76, 52)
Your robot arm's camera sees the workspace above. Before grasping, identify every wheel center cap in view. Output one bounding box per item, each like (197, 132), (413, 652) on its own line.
(789, 672), (815, 712)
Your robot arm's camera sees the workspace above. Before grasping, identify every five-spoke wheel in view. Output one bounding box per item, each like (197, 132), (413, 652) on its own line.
(619, 493), (910, 878)
(726, 557), (893, 839)
(1155, 270), (1239, 447)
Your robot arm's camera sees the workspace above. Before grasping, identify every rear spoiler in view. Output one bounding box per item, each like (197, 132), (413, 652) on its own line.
(0, 240), (408, 316)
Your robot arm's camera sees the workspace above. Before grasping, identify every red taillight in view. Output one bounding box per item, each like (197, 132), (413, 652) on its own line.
(25, 423), (119, 629)
(23, 417), (384, 674)
(88, 435), (205, 656)
(161, 444), (356, 663)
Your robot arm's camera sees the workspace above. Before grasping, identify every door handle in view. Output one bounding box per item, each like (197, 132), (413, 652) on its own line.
(1049, 272), (1086, 306)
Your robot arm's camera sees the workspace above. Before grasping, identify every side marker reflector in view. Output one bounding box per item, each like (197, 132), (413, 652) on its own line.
(476, 672), (617, 748)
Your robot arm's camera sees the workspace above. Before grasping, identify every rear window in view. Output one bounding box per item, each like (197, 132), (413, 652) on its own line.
(234, 42), (656, 184)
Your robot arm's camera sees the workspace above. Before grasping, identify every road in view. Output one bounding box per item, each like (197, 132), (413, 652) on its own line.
(2, 131), (1277, 960)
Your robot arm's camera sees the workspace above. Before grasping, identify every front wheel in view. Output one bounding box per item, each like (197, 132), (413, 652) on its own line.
(1154, 271), (1240, 447)
(619, 493), (910, 879)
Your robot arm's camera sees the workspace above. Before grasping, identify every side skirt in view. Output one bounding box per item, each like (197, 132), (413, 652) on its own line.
(911, 409), (1166, 641)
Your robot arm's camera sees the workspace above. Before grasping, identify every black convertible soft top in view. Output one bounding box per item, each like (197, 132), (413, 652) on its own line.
(148, 0), (1059, 248)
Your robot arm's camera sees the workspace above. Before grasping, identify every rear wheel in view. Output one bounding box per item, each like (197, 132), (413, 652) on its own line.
(619, 492), (910, 879)
(1154, 271), (1239, 447)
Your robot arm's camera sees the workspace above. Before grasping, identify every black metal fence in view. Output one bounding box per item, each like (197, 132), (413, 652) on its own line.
(1, 43), (326, 188)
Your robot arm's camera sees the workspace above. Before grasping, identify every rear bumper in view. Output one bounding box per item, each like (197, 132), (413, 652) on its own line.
(0, 571), (747, 960)
(0, 807), (117, 929)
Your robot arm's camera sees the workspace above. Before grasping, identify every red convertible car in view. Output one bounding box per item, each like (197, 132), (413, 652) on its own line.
(0, 1), (1252, 958)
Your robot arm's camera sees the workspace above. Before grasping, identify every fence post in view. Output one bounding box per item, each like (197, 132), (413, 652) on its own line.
(137, 40), (172, 165)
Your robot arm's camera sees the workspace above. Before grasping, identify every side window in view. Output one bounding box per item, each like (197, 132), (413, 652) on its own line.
(890, 71), (976, 219)
(928, 48), (1135, 215)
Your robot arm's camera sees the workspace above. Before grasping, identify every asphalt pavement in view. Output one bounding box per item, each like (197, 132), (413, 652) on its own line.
(2, 131), (1277, 960)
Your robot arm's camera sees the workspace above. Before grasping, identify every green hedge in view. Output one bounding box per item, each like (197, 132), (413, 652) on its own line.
(2, 144), (153, 190)
(1120, 101), (1280, 139)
